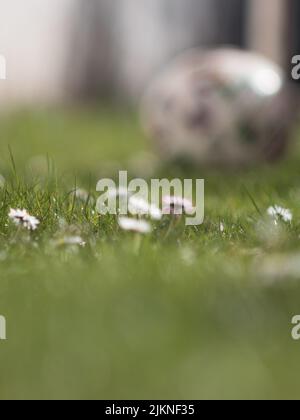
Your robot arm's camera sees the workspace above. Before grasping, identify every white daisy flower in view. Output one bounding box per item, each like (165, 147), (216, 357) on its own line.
(72, 188), (95, 205)
(128, 196), (162, 220)
(267, 205), (293, 223)
(118, 217), (152, 234)
(9, 208), (40, 231)
(73, 188), (89, 202)
(162, 196), (195, 215)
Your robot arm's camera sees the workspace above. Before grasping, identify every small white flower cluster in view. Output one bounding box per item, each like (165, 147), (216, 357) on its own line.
(8, 209), (40, 231)
(116, 192), (195, 234)
(119, 195), (161, 234)
(128, 196), (162, 221)
(162, 196), (195, 216)
(8, 207), (89, 250)
(118, 217), (152, 234)
(267, 205), (293, 223)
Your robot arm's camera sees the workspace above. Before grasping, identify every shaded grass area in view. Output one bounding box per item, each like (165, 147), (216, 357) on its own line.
(0, 107), (300, 399)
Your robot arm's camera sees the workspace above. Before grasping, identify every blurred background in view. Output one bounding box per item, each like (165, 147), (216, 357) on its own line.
(0, 0), (298, 177)
(2, 0), (300, 401)
(0, 0), (296, 107)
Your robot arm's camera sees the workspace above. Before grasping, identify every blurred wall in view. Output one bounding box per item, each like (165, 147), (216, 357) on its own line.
(246, 0), (288, 68)
(67, 0), (244, 101)
(66, 0), (117, 101)
(113, 0), (244, 99)
(0, 0), (263, 107)
(0, 0), (75, 107)
(291, 0), (300, 65)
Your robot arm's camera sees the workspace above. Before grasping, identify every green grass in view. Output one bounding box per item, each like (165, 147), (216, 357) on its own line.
(0, 107), (300, 399)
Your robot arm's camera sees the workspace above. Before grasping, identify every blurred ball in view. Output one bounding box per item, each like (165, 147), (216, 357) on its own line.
(141, 48), (291, 167)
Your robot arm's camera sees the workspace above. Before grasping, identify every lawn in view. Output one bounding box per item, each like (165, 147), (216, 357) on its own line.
(0, 106), (300, 400)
